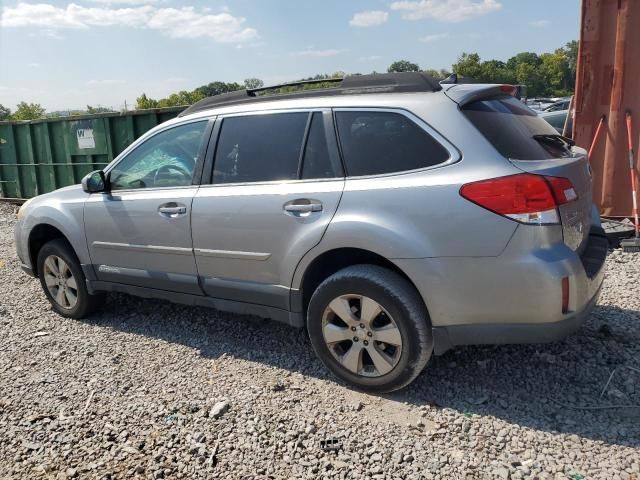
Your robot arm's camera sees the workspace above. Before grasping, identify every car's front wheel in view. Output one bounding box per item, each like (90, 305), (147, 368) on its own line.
(37, 239), (105, 318)
(307, 264), (433, 393)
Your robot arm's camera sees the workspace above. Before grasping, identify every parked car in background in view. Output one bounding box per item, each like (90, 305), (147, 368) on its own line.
(539, 109), (573, 137)
(543, 99), (571, 112)
(527, 97), (570, 112)
(14, 73), (606, 392)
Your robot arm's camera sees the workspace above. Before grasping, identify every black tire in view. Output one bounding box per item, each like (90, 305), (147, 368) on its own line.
(36, 238), (105, 319)
(307, 264), (432, 393)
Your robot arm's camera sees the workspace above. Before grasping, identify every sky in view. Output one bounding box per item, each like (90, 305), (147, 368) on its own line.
(0, 0), (581, 111)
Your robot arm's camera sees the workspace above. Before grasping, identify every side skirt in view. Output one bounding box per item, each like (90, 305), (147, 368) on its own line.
(87, 280), (304, 328)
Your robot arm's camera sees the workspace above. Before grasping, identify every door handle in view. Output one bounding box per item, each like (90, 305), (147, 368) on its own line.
(158, 205), (187, 215)
(284, 203), (323, 213)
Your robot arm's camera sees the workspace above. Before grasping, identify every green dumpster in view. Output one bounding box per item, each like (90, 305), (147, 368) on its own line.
(0, 106), (186, 199)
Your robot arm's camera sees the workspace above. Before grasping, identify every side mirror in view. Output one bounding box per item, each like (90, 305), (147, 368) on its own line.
(82, 170), (107, 193)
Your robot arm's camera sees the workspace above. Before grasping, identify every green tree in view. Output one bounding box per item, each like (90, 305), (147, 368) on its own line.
(136, 93), (158, 109)
(86, 105), (115, 114)
(540, 50), (570, 95)
(194, 81), (243, 98)
(244, 78), (264, 89)
(564, 40), (578, 78)
(0, 104), (11, 121)
(387, 60), (420, 73)
(12, 102), (46, 121)
(156, 90), (205, 107)
(423, 69), (451, 80)
(451, 53), (483, 80)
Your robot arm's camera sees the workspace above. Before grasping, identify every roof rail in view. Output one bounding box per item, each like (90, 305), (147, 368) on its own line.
(247, 77), (343, 94)
(178, 72), (442, 117)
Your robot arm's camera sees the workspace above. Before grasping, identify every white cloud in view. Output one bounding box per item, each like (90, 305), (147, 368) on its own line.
(390, 0), (502, 22)
(290, 48), (346, 57)
(28, 62), (42, 67)
(530, 19), (550, 28)
(1, 2), (258, 43)
(419, 33), (449, 42)
(349, 10), (388, 27)
(87, 0), (163, 4)
(357, 55), (382, 62)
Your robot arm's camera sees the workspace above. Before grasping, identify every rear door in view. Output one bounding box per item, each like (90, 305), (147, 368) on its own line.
(191, 109), (344, 310)
(461, 95), (593, 252)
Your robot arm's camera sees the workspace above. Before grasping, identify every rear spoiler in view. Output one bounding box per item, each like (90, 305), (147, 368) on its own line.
(442, 83), (521, 106)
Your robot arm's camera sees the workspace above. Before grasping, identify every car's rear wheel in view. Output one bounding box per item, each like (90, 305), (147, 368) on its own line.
(37, 239), (105, 318)
(307, 264), (432, 393)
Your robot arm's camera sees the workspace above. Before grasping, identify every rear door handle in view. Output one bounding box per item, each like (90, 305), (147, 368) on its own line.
(158, 204), (187, 216)
(284, 203), (323, 213)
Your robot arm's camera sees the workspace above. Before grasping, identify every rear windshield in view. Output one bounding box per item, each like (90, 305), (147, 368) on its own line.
(462, 95), (572, 160)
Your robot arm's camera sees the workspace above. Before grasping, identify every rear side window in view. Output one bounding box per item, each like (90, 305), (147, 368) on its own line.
(462, 95), (572, 160)
(335, 111), (450, 177)
(213, 112), (307, 184)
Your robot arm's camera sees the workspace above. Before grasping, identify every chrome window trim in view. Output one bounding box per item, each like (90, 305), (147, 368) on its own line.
(103, 117), (214, 179)
(333, 107), (461, 179)
(205, 107), (343, 187)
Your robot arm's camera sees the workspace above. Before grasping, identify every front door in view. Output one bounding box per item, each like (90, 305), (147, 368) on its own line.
(191, 110), (344, 310)
(84, 119), (210, 294)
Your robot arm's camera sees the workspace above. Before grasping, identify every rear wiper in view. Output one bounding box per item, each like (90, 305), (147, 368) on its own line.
(533, 133), (575, 148)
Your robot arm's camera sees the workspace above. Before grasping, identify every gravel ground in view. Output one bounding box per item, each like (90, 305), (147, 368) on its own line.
(0, 202), (639, 480)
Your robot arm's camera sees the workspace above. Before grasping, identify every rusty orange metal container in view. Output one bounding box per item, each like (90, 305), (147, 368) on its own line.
(574, 0), (640, 217)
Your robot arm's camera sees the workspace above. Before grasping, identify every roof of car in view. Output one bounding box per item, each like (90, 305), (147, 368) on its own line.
(179, 72), (442, 117)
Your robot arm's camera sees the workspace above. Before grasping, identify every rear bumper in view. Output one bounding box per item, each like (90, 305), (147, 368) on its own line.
(431, 282), (601, 355)
(394, 225), (607, 353)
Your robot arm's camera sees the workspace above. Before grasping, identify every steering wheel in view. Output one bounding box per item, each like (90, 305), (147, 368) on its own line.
(153, 163), (192, 186)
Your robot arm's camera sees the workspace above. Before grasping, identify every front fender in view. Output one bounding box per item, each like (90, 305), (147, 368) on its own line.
(20, 186), (90, 268)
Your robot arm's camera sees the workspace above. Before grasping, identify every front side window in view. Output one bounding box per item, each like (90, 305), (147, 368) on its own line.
(109, 121), (207, 190)
(213, 112), (308, 184)
(335, 111), (450, 177)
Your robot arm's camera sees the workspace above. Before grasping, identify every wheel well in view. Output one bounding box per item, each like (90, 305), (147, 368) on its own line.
(28, 224), (67, 275)
(299, 248), (422, 314)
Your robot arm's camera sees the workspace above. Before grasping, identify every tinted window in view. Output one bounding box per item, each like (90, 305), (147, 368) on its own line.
(110, 121), (207, 190)
(463, 95), (572, 160)
(213, 112), (307, 184)
(335, 111), (449, 176)
(301, 112), (338, 179)
(542, 112), (566, 130)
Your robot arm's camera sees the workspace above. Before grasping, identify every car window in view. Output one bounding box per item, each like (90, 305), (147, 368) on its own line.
(542, 112), (566, 130)
(301, 112), (339, 179)
(110, 121), (207, 190)
(213, 112), (308, 184)
(463, 95), (572, 160)
(335, 111), (450, 177)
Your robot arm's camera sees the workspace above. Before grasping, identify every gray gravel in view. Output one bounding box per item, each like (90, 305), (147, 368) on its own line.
(0, 202), (639, 479)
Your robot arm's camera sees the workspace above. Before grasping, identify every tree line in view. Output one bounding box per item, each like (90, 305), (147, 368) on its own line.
(0, 40), (578, 121)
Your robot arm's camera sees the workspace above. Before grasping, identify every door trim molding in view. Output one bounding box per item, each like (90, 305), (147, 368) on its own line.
(92, 241), (193, 256)
(194, 248), (271, 261)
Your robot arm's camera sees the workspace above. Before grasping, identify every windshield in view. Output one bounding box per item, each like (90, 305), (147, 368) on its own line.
(462, 95), (573, 160)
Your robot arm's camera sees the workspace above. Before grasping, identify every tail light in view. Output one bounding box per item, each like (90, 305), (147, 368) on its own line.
(460, 173), (577, 225)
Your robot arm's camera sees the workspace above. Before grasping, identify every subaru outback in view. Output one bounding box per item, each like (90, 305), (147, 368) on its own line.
(15, 73), (607, 392)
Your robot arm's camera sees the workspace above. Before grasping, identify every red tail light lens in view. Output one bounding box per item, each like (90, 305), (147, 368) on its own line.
(460, 174), (577, 225)
(500, 84), (518, 96)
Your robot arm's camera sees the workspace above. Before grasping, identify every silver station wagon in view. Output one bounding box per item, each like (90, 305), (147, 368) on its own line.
(15, 73), (607, 392)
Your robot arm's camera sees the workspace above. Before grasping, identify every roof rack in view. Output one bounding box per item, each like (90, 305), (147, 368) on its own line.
(178, 72), (442, 117)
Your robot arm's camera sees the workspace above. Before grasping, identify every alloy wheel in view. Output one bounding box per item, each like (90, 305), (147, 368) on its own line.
(321, 294), (403, 377)
(43, 255), (78, 310)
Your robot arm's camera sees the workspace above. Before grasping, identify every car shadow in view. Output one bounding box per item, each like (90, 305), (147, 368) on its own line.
(84, 296), (640, 449)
